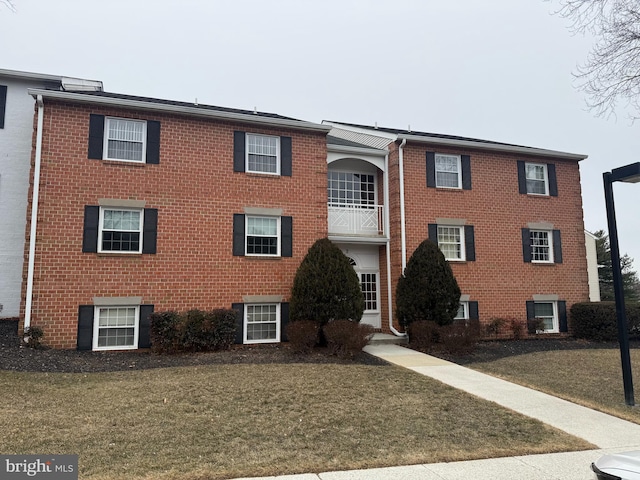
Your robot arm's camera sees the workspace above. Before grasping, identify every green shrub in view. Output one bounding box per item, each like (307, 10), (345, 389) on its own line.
(396, 239), (461, 328)
(439, 319), (480, 355)
(23, 326), (45, 349)
(150, 311), (182, 353)
(290, 238), (364, 327)
(286, 320), (319, 353)
(570, 301), (640, 341)
(323, 319), (374, 358)
(407, 320), (439, 352)
(150, 309), (236, 354)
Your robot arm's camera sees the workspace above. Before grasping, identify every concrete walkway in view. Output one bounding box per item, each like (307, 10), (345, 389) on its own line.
(234, 344), (640, 480)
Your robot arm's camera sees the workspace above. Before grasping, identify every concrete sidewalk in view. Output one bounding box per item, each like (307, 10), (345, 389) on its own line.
(234, 344), (640, 480)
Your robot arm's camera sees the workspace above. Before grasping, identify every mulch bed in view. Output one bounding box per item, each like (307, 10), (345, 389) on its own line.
(1, 333), (633, 373)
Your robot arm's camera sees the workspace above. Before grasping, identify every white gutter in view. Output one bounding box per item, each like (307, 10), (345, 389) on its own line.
(384, 150), (405, 337)
(24, 95), (45, 331)
(28, 88), (331, 133)
(398, 138), (408, 271)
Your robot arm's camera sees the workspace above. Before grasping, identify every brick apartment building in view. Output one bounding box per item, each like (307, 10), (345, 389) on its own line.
(17, 84), (590, 350)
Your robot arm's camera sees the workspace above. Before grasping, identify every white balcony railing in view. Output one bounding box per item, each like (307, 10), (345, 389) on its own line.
(328, 203), (384, 236)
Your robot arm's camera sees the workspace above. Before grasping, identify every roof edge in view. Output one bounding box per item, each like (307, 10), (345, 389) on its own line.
(397, 133), (588, 161)
(29, 89), (331, 133)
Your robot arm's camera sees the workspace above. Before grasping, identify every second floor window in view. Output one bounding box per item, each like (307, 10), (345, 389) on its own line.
(105, 118), (146, 162)
(435, 154), (461, 188)
(247, 134), (279, 174)
(328, 171), (375, 206)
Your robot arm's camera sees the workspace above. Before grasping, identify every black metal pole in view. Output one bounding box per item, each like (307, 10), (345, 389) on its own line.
(603, 171), (635, 406)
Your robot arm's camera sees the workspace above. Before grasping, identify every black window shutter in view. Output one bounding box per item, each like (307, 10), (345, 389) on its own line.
(138, 305), (154, 348)
(77, 305), (94, 351)
(468, 301), (479, 320)
(280, 136), (292, 176)
(426, 152), (436, 188)
(146, 120), (161, 164)
(142, 208), (158, 254)
(428, 223), (438, 242)
(461, 155), (472, 190)
(233, 131), (246, 172)
(558, 300), (568, 332)
(547, 163), (558, 197)
(464, 225), (475, 261)
(0, 85), (7, 129)
(83, 206), (100, 253)
(522, 228), (531, 262)
(526, 301), (535, 320)
(517, 160), (527, 194)
(280, 302), (290, 342)
(233, 214), (245, 256)
(88, 114), (105, 159)
(553, 229), (563, 264)
(281, 216), (293, 257)
(232, 303), (244, 344)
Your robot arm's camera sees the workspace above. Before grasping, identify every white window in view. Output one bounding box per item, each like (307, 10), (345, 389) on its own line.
(525, 163), (548, 195)
(246, 216), (280, 256)
(435, 154), (461, 188)
(455, 302), (469, 320)
(360, 273), (378, 312)
(93, 305), (139, 350)
(247, 134), (280, 174)
(534, 301), (558, 333)
(530, 230), (553, 263)
(99, 207), (143, 254)
(245, 303), (280, 343)
(327, 171), (376, 206)
(104, 118), (147, 162)
(438, 226), (465, 261)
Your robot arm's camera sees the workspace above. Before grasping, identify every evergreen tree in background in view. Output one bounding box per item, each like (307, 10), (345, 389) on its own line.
(396, 239), (461, 328)
(594, 229), (640, 302)
(290, 238), (364, 326)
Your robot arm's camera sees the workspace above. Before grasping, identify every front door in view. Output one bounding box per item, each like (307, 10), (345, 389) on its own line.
(339, 245), (381, 328)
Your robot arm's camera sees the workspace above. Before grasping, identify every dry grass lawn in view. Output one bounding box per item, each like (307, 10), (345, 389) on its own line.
(469, 347), (640, 423)
(0, 363), (593, 479)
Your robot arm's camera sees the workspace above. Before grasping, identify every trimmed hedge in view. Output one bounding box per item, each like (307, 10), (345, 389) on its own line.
(570, 301), (640, 341)
(150, 309), (236, 354)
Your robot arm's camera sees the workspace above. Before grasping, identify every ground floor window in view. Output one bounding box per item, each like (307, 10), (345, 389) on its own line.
(360, 273), (378, 312)
(94, 306), (139, 350)
(534, 301), (558, 332)
(455, 302), (469, 320)
(245, 303), (280, 343)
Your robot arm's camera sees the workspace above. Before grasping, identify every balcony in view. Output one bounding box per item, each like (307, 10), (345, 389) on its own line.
(328, 203), (385, 237)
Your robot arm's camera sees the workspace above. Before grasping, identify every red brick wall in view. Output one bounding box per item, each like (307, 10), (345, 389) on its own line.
(385, 141), (588, 333)
(21, 100), (328, 348)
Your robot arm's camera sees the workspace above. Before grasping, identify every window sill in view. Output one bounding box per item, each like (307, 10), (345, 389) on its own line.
(100, 159), (147, 168)
(243, 255), (283, 261)
(96, 253), (143, 258)
(530, 261), (556, 266)
(524, 193), (551, 198)
(243, 171), (282, 178)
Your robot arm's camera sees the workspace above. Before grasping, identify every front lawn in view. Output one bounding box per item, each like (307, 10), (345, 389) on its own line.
(0, 362), (592, 479)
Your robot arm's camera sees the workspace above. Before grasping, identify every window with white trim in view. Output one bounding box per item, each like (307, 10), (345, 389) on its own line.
(247, 134), (280, 174)
(360, 273), (378, 311)
(534, 301), (558, 332)
(104, 117), (147, 162)
(245, 303), (280, 343)
(525, 163), (548, 195)
(246, 216), (280, 256)
(435, 154), (462, 188)
(530, 230), (553, 263)
(438, 226), (465, 261)
(94, 305), (139, 350)
(327, 171), (376, 206)
(99, 207), (144, 253)
(455, 302), (469, 320)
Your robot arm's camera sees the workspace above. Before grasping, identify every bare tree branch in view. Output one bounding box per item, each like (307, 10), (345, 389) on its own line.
(0, 0), (16, 12)
(555, 0), (640, 119)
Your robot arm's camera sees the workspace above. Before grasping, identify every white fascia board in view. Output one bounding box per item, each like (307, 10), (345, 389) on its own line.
(0, 68), (64, 82)
(327, 143), (388, 157)
(29, 89), (331, 133)
(0, 69), (103, 90)
(397, 133), (588, 161)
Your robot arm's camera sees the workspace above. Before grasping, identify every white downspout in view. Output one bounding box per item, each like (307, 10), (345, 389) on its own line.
(384, 151), (405, 337)
(398, 138), (408, 271)
(24, 94), (44, 331)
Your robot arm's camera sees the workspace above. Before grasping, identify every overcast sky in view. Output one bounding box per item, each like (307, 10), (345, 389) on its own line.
(3, 0), (640, 265)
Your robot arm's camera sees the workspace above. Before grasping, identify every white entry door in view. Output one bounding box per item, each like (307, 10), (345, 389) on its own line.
(339, 245), (381, 329)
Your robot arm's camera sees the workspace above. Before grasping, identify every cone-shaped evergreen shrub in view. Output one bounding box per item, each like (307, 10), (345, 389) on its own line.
(290, 238), (364, 326)
(396, 239), (461, 328)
